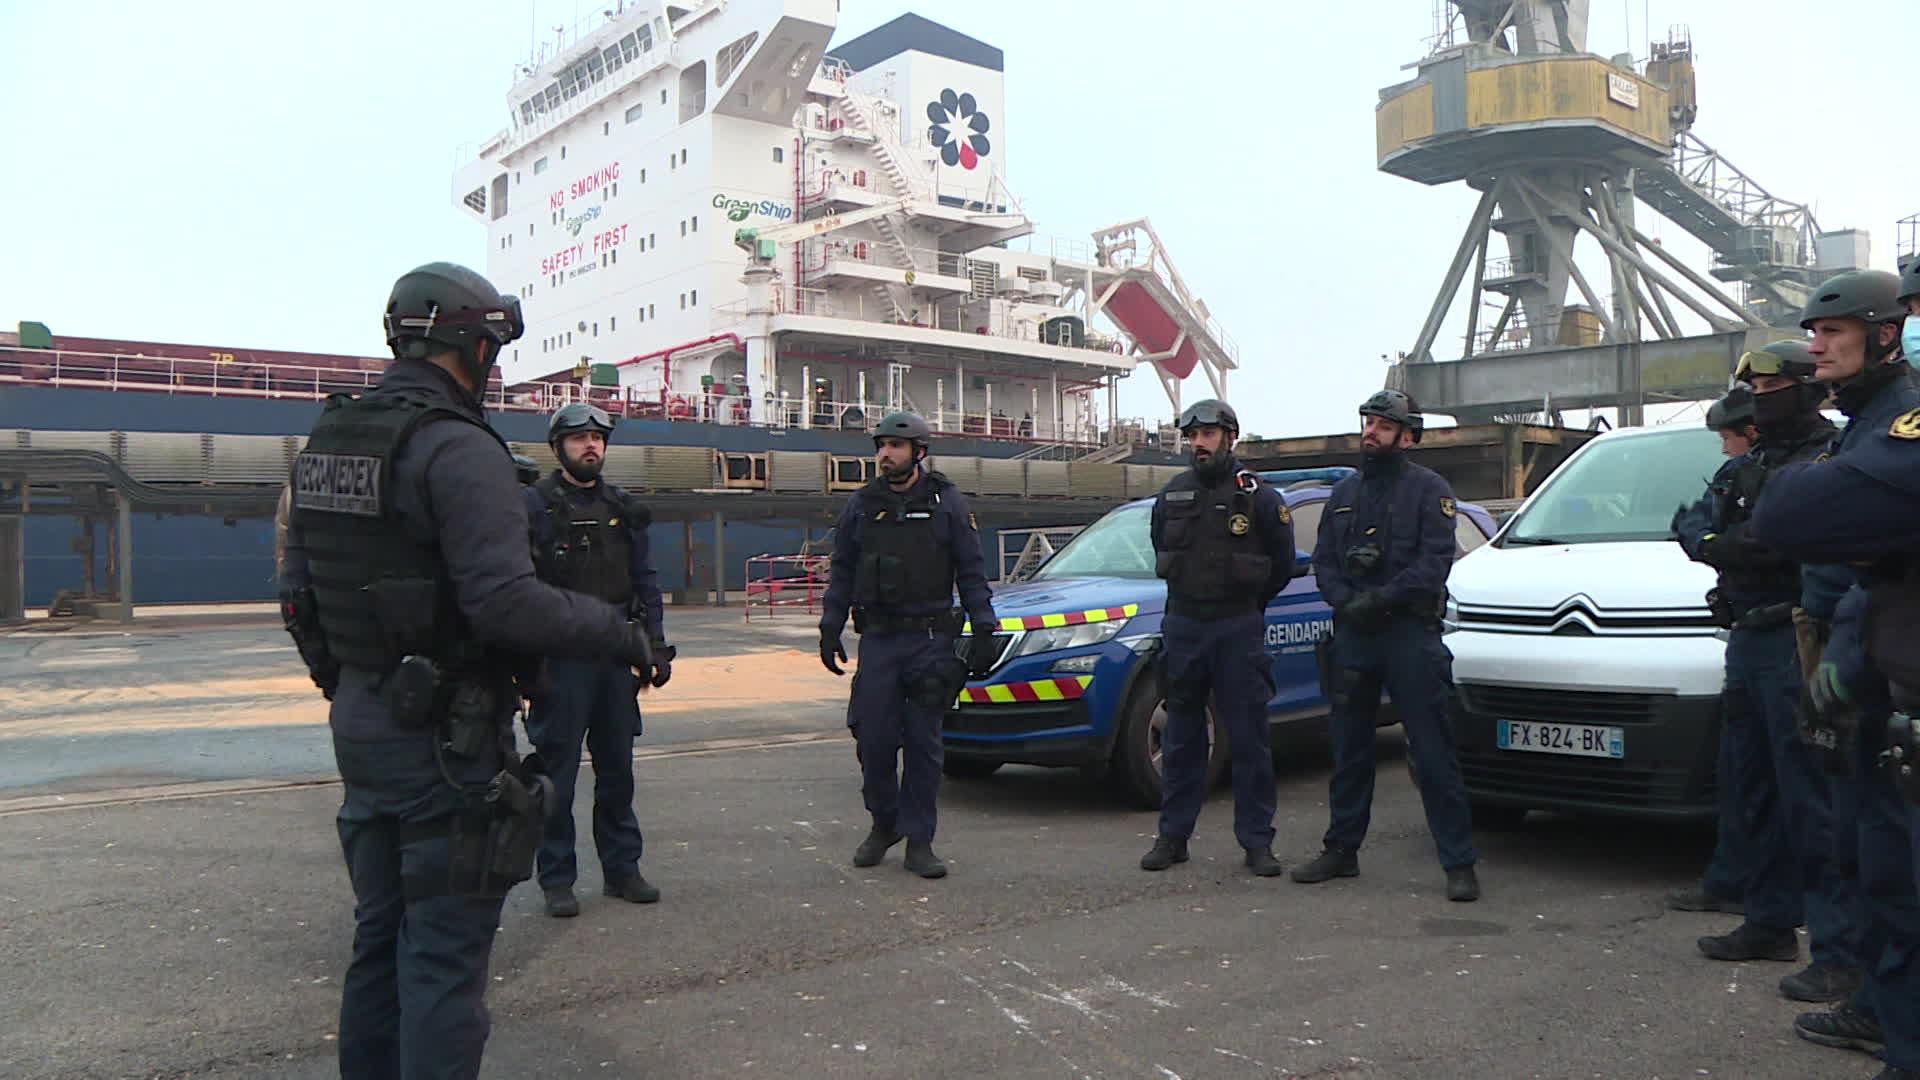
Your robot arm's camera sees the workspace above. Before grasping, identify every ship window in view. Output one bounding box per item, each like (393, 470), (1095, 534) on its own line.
(649, 304), (655, 318)
(567, 332), (573, 345)
(560, 71), (579, 100)
(691, 215), (698, 232)
(586, 52), (605, 83)
(679, 293), (686, 310)
(603, 121), (610, 136)
(772, 147), (784, 163)
(610, 316), (617, 331)
(660, 89), (668, 105)
(649, 232), (656, 246)
(691, 289), (698, 306)
(626, 102), (644, 124)
(604, 44), (623, 73)
(680, 220), (687, 237)
(680, 148), (688, 164)
(620, 33), (638, 62)
(640, 168), (647, 183)
(489, 173), (508, 221)
(669, 155), (676, 171)
(519, 102), (535, 126)
(561, 146), (567, 160)
(593, 322), (599, 337)
(533, 156), (549, 174)
(611, 182), (618, 197)
(638, 26), (653, 53)
(611, 249), (618, 264)
(638, 307), (645, 323)
(544, 85), (561, 111)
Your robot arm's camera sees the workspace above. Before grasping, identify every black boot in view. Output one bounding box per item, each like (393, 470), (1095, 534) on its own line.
(606, 872), (660, 904)
(543, 886), (580, 918)
(852, 825), (902, 868)
(1445, 865), (1481, 902)
(1290, 847), (1358, 884)
(904, 839), (947, 879)
(1140, 835), (1189, 872)
(1697, 922), (1798, 962)
(1793, 1006), (1885, 1056)
(1780, 961), (1863, 1003)
(1244, 847), (1284, 877)
(1665, 884), (1744, 914)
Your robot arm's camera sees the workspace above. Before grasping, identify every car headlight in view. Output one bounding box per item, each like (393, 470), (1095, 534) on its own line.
(1441, 593), (1461, 635)
(1011, 619), (1129, 658)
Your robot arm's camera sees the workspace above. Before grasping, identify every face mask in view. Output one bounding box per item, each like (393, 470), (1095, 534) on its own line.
(1751, 388), (1802, 431)
(1903, 318), (1920, 365)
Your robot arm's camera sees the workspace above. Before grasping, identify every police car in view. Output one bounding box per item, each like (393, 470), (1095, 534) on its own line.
(944, 468), (1499, 807)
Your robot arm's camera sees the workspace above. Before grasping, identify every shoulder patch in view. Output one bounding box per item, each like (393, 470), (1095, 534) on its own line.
(1235, 469), (1259, 494)
(1277, 501), (1291, 525)
(1890, 409), (1920, 441)
(1439, 496), (1457, 519)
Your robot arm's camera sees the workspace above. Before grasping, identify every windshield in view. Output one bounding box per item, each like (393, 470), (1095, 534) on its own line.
(1030, 503), (1157, 579)
(1502, 427), (1723, 545)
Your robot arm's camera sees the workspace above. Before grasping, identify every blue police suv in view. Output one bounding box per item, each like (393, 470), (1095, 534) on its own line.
(942, 468), (1498, 807)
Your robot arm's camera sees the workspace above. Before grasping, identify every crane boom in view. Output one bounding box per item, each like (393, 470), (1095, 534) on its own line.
(734, 198), (912, 265)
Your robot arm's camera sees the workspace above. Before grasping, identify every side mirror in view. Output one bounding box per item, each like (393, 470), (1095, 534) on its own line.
(1291, 550), (1313, 579)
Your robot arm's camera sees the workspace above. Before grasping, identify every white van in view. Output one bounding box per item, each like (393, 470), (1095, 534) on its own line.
(1441, 423), (1729, 823)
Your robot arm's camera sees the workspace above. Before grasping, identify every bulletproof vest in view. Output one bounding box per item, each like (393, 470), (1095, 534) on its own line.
(532, 476), (634, 606)
(289, 389), (499, 675)
(852, 472), (954, 612)
(1709, 452), (1799, 602)
(1154, 469), (1271, 604)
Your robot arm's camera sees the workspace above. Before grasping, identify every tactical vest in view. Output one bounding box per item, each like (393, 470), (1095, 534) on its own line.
(531, 475), (636, 606)
(1155, 469), (1271, 608)
(289, 389), (502, 675)
(852, 473), (954, 612)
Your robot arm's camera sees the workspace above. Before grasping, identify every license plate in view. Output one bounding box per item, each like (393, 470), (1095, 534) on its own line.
(1496, 719), (1624, 759)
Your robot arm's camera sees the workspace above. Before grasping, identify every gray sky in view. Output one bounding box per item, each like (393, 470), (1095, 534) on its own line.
(1, 1), (1910, 438)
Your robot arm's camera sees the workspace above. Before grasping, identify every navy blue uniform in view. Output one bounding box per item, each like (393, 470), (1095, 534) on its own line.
(523, 477), (664, 895)
(1675, 423), (1860, 971)
(1752, 368), (1920, 1072)
(1148, 460), (1295, 850)
(1671, 456), (1767, 907)
(821, 468), (994, 843)
(1312, 456), (1475, 870)
(282, 361), (640, 1080)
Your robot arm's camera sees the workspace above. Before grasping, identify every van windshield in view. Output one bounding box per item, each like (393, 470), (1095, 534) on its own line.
(1501, 427), (1723, 545)
(1030, 503), (1157, 579)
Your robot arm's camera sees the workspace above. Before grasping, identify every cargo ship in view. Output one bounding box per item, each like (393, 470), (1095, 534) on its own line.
(1, 3), (1235, 606)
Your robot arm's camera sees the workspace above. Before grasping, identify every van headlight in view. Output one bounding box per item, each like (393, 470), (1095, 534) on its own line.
(1011, 619), (1129, 658)
(1441, 593), (1461, 635)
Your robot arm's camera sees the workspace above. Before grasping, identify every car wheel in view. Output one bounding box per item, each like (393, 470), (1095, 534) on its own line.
(942, 759), (1003, 780)
(1114, 668), (1229, 810)
(1469, 800), (1529, 829)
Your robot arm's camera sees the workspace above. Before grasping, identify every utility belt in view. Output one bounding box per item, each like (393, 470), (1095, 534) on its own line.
(852, 607), (964, 638)
(1166, 594), (1265, 620)
(386, 652), (555, 899)
(1706, 589), (1795, 631)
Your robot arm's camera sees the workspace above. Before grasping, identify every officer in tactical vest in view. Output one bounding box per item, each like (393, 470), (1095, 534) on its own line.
(1750, 268), (1920, 1078)
(1663, 387), (1763, 919)
(1138, 399), (1295, 877)
(1293, 390), (1480, 902)
(819, 412), (998, 879)
(523, 402), (673, 917)
(278, 263), (656, 1080)
(1672, 342), (1862, 1002)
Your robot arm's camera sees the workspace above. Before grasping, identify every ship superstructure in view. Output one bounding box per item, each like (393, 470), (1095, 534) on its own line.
(450, 2), (1236, 450)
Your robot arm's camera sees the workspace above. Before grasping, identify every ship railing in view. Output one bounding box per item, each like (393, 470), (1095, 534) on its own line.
(805, 239), (967, 279)
(0, 344), (580, 414)
(745, 287), (1131, 358)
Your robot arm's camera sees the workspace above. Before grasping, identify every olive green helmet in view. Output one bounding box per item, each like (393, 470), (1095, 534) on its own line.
(1735, 339), (1817, 384)
(1799, 269), (1904, 329)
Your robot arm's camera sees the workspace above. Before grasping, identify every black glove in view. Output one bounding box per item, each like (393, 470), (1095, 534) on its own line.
(966, 628), (1001, 677)
(617, 621), (654, 674)
(647, 643), (676, 688)
(1338, 590), (1392, 632)
(820, 627), (848, 676)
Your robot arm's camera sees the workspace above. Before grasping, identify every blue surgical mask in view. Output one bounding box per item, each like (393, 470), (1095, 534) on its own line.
(1904, 318), (1920, 366)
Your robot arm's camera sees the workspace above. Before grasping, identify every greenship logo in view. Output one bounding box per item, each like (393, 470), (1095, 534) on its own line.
(712, 193), (793, 223)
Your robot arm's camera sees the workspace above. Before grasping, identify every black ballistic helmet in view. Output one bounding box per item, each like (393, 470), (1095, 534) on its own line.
(873, 411), (932, 447)
(548, 402), (616, 445)
(1704, 386), (1756, 432)
(1799, 269), (1904, 329)
(1176, 398), (1239, 435)
(1359, 389), (1424, 443)
(384, 262), (525, 376)
(1735, 340), (1818, 384)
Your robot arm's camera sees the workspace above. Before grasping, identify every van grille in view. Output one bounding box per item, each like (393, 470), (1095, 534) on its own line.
(1459, 685), (1663, 726)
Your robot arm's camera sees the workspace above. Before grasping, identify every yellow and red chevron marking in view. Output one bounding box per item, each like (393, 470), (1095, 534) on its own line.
(957, 675), (1093, 705)
(964, 603), (1138, 635)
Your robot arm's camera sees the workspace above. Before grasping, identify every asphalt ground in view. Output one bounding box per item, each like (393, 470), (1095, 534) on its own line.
(0, 607), (1880, 1079)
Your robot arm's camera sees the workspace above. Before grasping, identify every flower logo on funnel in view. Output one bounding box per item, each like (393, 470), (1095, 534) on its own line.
(926, 89), (991, 170)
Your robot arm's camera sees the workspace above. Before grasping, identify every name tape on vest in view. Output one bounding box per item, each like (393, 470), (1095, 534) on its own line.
(293, 452), (383, 517)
